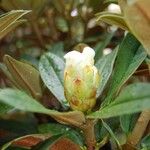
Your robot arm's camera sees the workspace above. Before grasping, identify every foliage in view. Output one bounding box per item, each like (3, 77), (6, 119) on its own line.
(0, 0), (150, 150)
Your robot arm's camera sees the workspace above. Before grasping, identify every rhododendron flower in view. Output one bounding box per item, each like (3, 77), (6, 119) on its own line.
(64, 46), (100, 112)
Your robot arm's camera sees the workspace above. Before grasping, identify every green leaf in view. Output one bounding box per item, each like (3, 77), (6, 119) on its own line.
(96, 47), (118, 98)
(39, 52), (66, 105)
(0, 88), (54, 114)
(94, 32), (114, 62)
(0, 102), (12, 114)
(0, 10), (30, 39)
(88, 83), (150, 119)
(38, 123), (68, 135)
(103, 33), (147, 106)
(96, 12), (129, 30)
(102, 120), (121, 149)
(0, 88), (85, 127)
(38, 123), (84, 146)
(3, 55), (42, 99)
(140, 134), (150, 149)
(120, 114), (138, 134)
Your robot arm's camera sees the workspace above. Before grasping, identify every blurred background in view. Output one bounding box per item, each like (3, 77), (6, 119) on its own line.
(0, 0), (123, 65)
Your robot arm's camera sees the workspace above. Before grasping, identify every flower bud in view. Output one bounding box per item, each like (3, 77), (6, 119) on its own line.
(64, 47), (100, 112)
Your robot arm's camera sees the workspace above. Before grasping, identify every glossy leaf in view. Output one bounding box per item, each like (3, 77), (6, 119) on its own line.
(0, 10), (29, 39)
(38, 123), (84, 146)
(96, 47), (118, 98)
(39, 52), (66, 105)
(102, 121), (121, 149)
(96, 12), (129, 30)
(4, 55), (42, 99)
(0, 88), (85, 127)
(103, 33), (146, 105)
(88, 83), (150, 119)
(0, 102), (12, 114)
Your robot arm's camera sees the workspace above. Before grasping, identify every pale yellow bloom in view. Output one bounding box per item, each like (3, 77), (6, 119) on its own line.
(64, 47), (100, 112)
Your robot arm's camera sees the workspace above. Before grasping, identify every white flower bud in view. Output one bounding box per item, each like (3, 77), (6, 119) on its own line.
(64, 46), (100, 112)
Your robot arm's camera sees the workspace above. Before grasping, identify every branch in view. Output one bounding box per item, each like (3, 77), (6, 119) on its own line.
(123, 110), (150, 149)
(82, 119), (97, 150)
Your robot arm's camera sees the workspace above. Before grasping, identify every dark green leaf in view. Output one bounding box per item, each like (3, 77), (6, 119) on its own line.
(102, 121), (121, 149)
(0, 102), (12, 114)
(96, 47), (118, 98)
(39, 52), (67, 105)
(103, 33), (146, 106)
(88, 83), (150, 119)
(38, 123), (68, 135)
(38, 123), (84, 146)
(140, 134), (150, 149)
(120, 114), (138, 134)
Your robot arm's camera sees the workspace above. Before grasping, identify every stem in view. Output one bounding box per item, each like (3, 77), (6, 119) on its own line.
(82, 119), (96, 150)
(123, 110), (150, 149)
